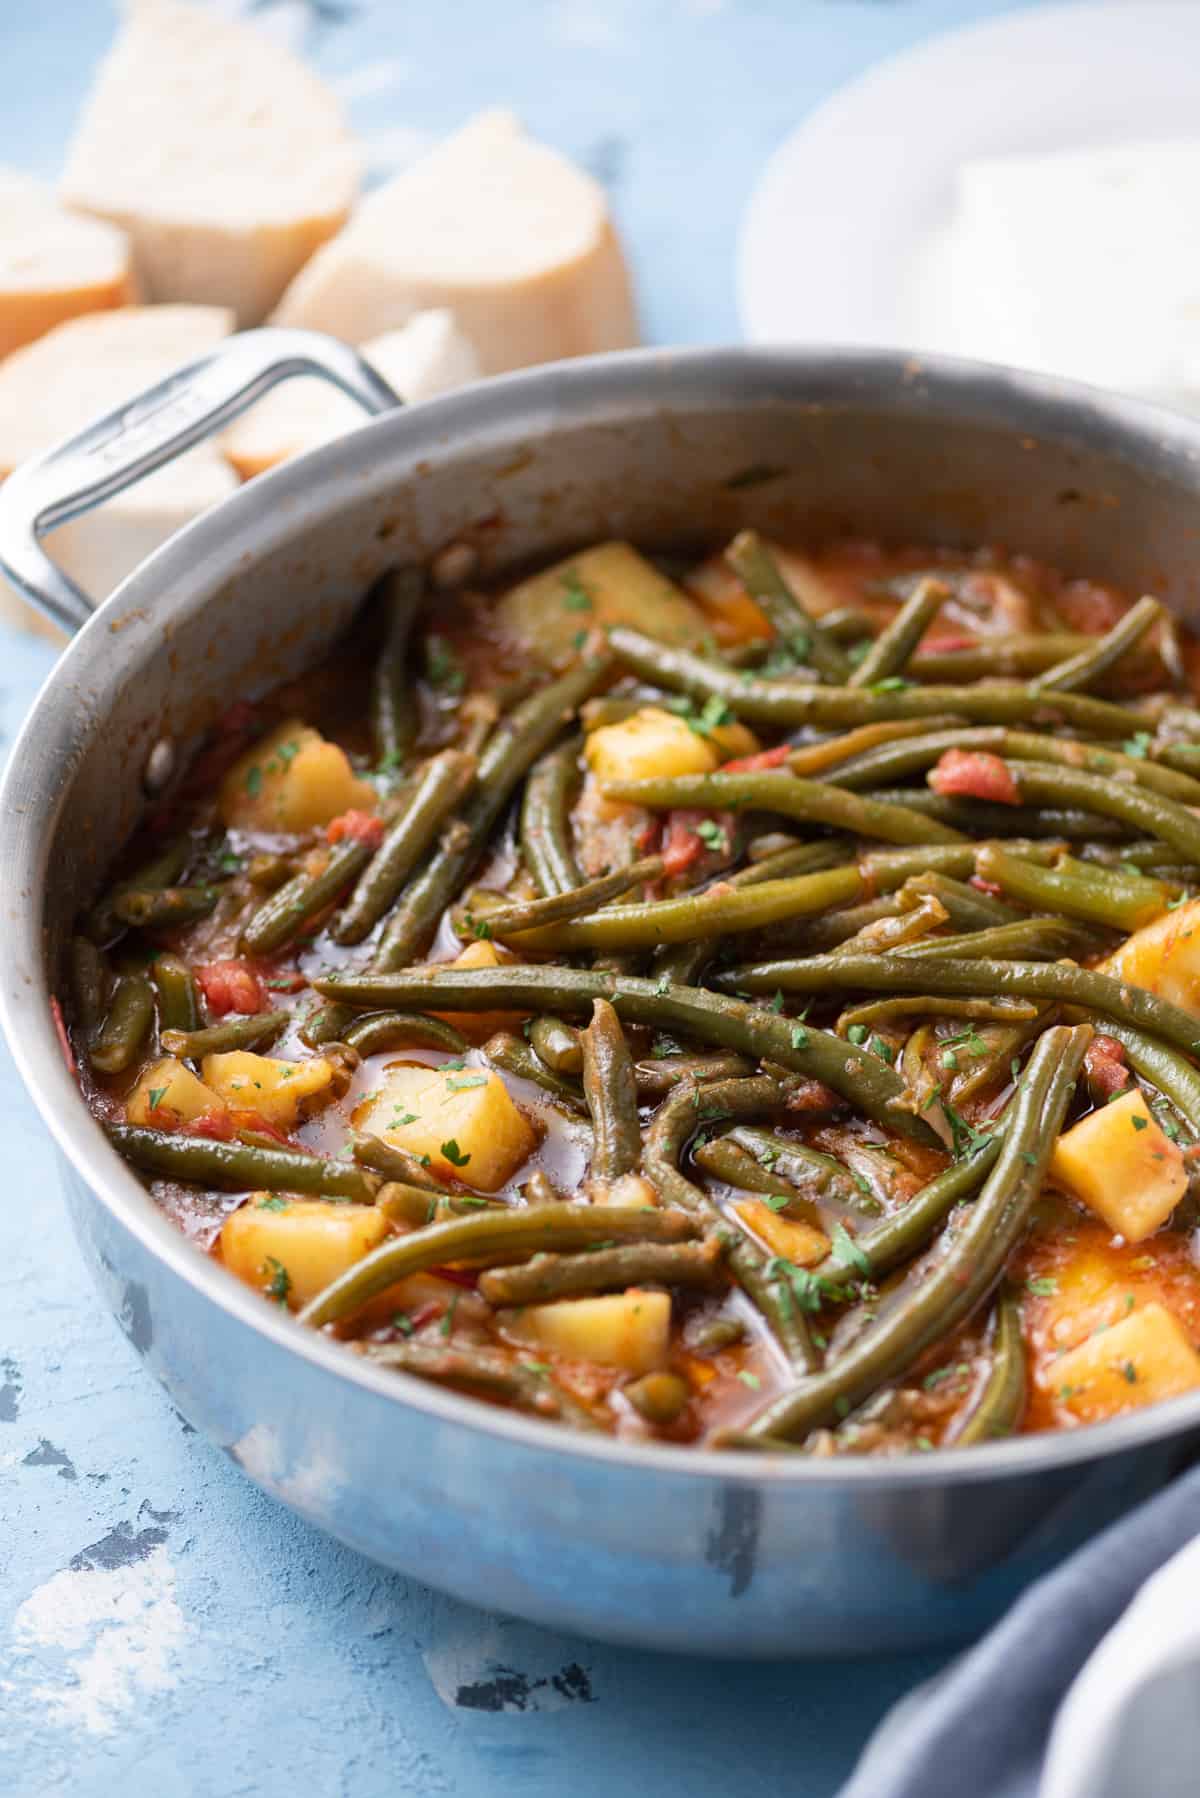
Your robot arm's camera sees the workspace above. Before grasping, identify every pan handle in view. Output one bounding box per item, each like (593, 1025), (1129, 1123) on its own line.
(0, 327), (401, 636)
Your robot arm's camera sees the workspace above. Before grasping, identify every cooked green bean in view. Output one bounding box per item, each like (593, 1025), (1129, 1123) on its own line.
(749, 892), (905, 957)
(332, 749), (477, 945)
(150, 954), (199, 1034)
(243, 839), (374, 955)
(601, 771), (967, 847)
(634, 1053), (756, 1096)
(479, 1237), (725, 1305)
(861, 840), (1063, 889)
(895, 917), (1093, 961)
(374, 653), (612, 969)
(691, 1136), (825, 1229)
(85, 833), (192, 943)
(370, 566), (423, 769)
(160, 1010), (289, 1058)
(650, 841), (853, 984)
(623, 1371), (692, 1425)
(488, 855), (664, 941)
(529, 1016), (583, 1076)
(725, 530), (851, 682)
(114, 884), (220, 930)
(378, 1182), (501, 1225)
(735, 1024), (1089, 1441)
(788, 718), (965, 778)
(581, 999), (641, 1181)
(975, 843), (1177, 933)
(860, 790), (1129, 841)
(352, 1133), (457, 1192)
(723, 1126), (885, 1217)
(520, 1170), (567, 1207)
(950, 1289), (1027, 1444)
(909, 634), (1093, 682)
(836, 995), (1039, 1035)
(358, 1338), (598, 1429)
(520, 739), (585, 896)
(109, 1124), (377, 1199)
(967, 760), (1200, 864)
(483, 1032), (589, 1116)
(311, 963), (938, 1144)
(1030, 594), (1162, 694)
(90, 974), (155, 1073)
(895, 872), (1020, 931)
(70, 936), (110, 1039)
(300, 1202), (702, 1328)
(246, 852), (296, 892)
(849, 577), (946, 688)
(1060, 1013), (1200, 1140)
(342, 1011), (469, 1057)
(830, 893), (949, 957)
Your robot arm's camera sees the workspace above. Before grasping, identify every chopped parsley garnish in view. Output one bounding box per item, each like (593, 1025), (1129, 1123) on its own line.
(446, 1075), (488, 1093)
(1123, 731), (1153, 759)
(424, 633), (466, 693)
(696, 819), (728, 852)
(1026, 1276), (1058, 1297)
(829, 1222), (870, 1275)
(441, 1139), (471, 1167)
(256, 1196), (290, 1211)
(146, 1086), (168, 1111)
(846, 1023), (868, 1046)
(244, 764), (264, 797)
(736, 1370), (762, 1390)
(790, 1024), (810, 1050)
(1131, 1114), (1149, 1131)
(561, 577), (592, 613)
(393, 1310), (415, 1336)
(440, 1294), (460, 1338)
(262, 1257), (291, 1306)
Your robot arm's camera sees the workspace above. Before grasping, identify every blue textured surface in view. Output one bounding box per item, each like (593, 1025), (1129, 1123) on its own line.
(0, 2), (1036, 1792)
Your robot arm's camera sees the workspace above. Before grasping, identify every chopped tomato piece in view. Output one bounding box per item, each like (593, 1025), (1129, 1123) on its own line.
(1055, 582), (1127, 636)
(179, 1109), (236, 1142)
(662, 813), (705, 877)
(720, 744), (791, 774)
(929, 748), (1020, 807)
(1083, 1034), (1131, 1102)
(916, 632), (978, 655)
(229, 1109), (301, 1148)
(327, 809), (384, 848)
(195, 960), (270, 1017)
(783, 1079), (843, 1114)
(970, 873), (1004, 898)
(634, 819), (663, 857)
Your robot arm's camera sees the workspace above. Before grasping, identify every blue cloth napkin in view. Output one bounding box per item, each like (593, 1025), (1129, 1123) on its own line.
(842, 1460), (1200, 1798)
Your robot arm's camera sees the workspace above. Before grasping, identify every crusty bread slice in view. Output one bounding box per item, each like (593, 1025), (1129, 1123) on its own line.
(60, 0), (359, 325)
(0, 168), (136, 357)
(272, 110), (638, 373)
(0, 303), (237, 636)
(222, 311), (479, 479)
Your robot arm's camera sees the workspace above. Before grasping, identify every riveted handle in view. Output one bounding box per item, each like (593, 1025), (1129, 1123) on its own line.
(0, 328), (401, 636)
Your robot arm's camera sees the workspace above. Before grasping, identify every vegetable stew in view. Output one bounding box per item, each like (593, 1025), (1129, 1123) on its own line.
(65, 532), (1200, 1454)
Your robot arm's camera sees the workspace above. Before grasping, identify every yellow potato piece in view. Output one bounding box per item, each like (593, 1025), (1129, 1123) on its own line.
(363, 1060), (537, 1191)
(201, 1050), (337, 1129)
(221, 1197), (388, 1311)
(431, 939), (525, 1040)
(126, 1057), (225, 1127)
(1100, 896), (1200, 1012)
(1050, 1302), (1200, 1423)
(497, 542), (709, 660)
(1050, 1088), (1186, 1243)
(585, 705), (757, 786)
(500, 1288), (671, 1374)
(734, 1197), (829, 1267)
(219, 718), (376, 832)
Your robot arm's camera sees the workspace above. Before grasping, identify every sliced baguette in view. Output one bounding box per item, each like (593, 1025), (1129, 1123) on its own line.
(223, 311), (479, 479)
(60, 0), (359, 325)
(0, 303), (237, 637)
(272, 109), (637, 374)
(0, 168), (136, 357)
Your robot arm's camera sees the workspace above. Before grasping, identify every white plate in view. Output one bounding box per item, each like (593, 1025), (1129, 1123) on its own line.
(738, 1), (1200, 358)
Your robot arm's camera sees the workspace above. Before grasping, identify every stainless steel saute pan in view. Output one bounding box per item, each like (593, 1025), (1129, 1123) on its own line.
(2, 332), (1199, 1656)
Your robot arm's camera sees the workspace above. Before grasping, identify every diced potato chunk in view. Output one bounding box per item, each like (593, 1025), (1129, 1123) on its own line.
(221, 1197), (388, 1310)
(585, 705), (757, 785)
(201, 1050), (338, 1129)
(496, 542), (709, 660)
(734, 1197), (829, 1267)
(500, 1289), (671, 1374)
(1050, 1089), (1187, 1243)
(126, 1056), (226, 1127)
(432, 939), (524, 1040)
(219, 718), (376, 832)
(590, 1171), (660, 1208)
(1100, 896), (1200, 1011)
(1050, 1302), (1200, 1423)
(683, 552), (772, 644)
(362, 1060), (537, 1191)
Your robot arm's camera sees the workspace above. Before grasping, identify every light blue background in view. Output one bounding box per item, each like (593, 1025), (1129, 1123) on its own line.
(0, 2), (1040, 1792)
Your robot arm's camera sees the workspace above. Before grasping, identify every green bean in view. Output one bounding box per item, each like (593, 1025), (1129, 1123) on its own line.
(69, 936), (110, 1039)
(691, 1136), (825, 1229)
(717, 951), (1200, 1058)
(950, 1289), (1027, 1445)
(736, 1024), (1089, 1441)
(370, 567), (423, 769)
(90, 974), (155, 1073)
(374, 653), (612, 969)
(836, 995), (1039, 1034)
(114, 885), (220, 930)
(725, 530), (851, 682)
(634, 1054), (756, 1096)
(849, 577), (947, 688)
(299, 1003), (359, 1048)
(488, 855), (664, 941)
(860, 841), (1063, 889)
(342, 1011), (469, 1057)
(909, 634), (1092, 682)
(896, 917), (1094, 961)
(1030, 594), (1162, 694)
(245, 852), (295, 891)
(312, 964), (938, 1143)
(301, 1202), (702, 1327)
(580, 695), (644, 732)
(724, 1125), (886, 1217)
(529, 1016), (583, 1076)
(623, 1371), (692, 1425)
(378, 1183), (500, 1226)
(85, 833), (192, 943)
(479, 1237), (725, 1305)
(650, 841), (853, 984)
(507, 864), (867, 954)
(520, 739), (585, 896)
(859, 789), (1129, 842)
(601, 771), (966, 847)
(109, 1124), (377, 1199)
(352, 1133), (456, 1192)
(788, 718), (965, 778)
(332, 749), (477, 945)
(978, 761), (1200, 863)
(357, 1338), (599, 1429)
(243, 840), (373, 956)
(1060, 1014), (1200, 1140)
(751, 894), (905, 957)
(896, 872), (1020, 931)
(606, 626), (1147, 736)
(457, 692), (500, 759)
(580, 999), (641, 1181)
(642, 1077), (819, 1368)
(160, 1010), (289, 1058)
(830, 893), (949, 957)
(975, 844), (1177, 933)
(520, 1170), (567, 1207)
(150, 954), (199, 1034)
(483, 1032), (589, 1116)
